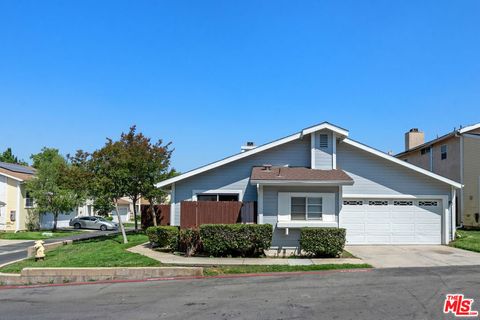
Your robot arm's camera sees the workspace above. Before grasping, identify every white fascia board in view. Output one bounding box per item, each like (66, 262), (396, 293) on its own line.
(459, 123), (480, 134)
(250, 180), (354, 186)
(0, 172), (24, 182)
(301, 122), (349, 137)
(156, 132), (303, 188)
(343, 138), (463, 189)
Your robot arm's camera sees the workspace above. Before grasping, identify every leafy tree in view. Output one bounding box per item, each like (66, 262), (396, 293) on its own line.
(0, 148), (27, 165)
(26, 148), (85, 231)
(119, 126), (173, 230)
(85, 139), (131, 243)
(144, 169), (178, 227)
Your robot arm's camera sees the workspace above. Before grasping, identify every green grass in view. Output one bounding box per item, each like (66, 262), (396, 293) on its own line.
(0, 233), (159, 273)
(0, 230), (85, 240)
(451, 230), (480, 253)
(203, 263), (372, 276)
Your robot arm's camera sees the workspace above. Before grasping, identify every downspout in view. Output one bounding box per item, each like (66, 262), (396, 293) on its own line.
(451, 186), (457, 241)
(460, 134), (464, 225)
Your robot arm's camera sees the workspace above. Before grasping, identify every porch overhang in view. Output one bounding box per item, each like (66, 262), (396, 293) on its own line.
(250, 166), (354, 186)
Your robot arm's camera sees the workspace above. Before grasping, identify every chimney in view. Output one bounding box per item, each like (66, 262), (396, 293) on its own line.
(241, 141), (256, 153)
(405, 128), (424, 151)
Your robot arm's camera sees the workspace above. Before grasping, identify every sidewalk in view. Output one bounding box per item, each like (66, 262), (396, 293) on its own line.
(128, 243), (364, 266)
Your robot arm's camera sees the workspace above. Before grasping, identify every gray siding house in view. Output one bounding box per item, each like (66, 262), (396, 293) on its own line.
(157, 122), (461, 251)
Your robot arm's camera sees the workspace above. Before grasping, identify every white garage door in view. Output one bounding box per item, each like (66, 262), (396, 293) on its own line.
(340, 199), (442, 244)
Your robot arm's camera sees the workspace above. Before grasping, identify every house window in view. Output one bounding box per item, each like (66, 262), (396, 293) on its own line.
(291, 197), (323, 220)
(419, 201), (438, 207)
(197, 194), (239, 202)
(343, 200), (363, 206)
(25, 192), (34, 208)
(319, 134), (329, 148)
(441, 145), (447, 160)
(368, 200), (388, 206)
(393, 200), (413, 206)
(420, 147), (431, 155)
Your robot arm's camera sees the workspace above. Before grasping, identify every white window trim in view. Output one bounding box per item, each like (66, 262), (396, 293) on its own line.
(192, 189), (243, 201)
(291, 195), (323, 221)
(278, 192), (335, 223)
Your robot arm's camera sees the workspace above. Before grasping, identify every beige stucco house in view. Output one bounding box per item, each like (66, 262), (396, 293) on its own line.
(0, 162), (35, 232)
(397, 123), (480, 228)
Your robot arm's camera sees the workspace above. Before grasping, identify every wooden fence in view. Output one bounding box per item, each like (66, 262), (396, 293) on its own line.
(180, 201), (256, 229)
(141, 204), (171, 229)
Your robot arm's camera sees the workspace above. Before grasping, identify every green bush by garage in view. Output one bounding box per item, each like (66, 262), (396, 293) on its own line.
(300, 227), (346, 257)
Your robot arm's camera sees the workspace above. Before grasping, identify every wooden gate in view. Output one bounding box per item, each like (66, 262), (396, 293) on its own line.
(180, 201), (256, 228)
(141, 204), (171, 228)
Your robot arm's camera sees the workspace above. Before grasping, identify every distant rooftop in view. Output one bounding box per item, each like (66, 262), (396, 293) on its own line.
(0, 162), (35, 181)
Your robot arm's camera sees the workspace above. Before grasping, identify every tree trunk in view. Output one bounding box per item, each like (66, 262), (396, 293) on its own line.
(53, 212), (58, 232)
(115, 201), (128, 244)
(132, 197), (138, 231)
(149, 201), (157, 227)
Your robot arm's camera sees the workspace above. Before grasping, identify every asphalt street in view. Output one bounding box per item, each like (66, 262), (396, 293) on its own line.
(1, 265), (479, 320)
(0, 230), (118, 266)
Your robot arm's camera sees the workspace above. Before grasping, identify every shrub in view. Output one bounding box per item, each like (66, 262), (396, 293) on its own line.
(300, 227), (346, 257)
(179, 228), (202, 257)
(105, 216), (114, 221)
(200, 224), (272, 257)
(146, 226), (179, 249)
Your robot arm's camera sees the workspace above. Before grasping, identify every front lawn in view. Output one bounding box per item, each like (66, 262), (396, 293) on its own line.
(204, 264), (372, 276)
(0, 230), (85, 240)
(451, 230), (480, 253)
(0, 233), (159, 273)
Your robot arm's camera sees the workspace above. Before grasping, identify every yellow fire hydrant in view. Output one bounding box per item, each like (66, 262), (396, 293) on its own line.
(34, 240), (45, 261)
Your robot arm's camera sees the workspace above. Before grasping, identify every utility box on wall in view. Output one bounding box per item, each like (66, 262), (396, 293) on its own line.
(10, 210), (16, 221)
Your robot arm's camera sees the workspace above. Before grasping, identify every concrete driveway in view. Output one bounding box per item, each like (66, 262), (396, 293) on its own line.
(346, 245), (480, 268)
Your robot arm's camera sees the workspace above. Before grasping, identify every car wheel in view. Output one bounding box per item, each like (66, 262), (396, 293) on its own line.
(100, 225), (107, 231)
(74, 223), (81, 229)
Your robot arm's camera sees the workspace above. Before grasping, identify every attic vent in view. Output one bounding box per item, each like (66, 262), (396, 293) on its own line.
(319, 134), (329, 148)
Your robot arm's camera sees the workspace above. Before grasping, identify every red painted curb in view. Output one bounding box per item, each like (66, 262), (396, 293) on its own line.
(0, 268), (372, 290)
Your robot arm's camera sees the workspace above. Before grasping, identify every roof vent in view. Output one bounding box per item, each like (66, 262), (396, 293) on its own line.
(262, 164), (272, 171)
(241, 142), (256, 153)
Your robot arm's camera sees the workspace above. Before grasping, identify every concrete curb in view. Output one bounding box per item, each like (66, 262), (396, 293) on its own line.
(0, 267), (203, 286)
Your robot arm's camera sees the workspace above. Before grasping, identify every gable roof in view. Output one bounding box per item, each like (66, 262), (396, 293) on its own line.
(156, 122), (462, 189)
(396, 122), (480, 157)
(0, 162), (35, 182)
(343, 138), (462, 189)
(156, 122), (348, 188)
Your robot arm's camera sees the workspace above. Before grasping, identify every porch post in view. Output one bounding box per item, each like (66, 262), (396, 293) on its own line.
(257, 184), (264, 224)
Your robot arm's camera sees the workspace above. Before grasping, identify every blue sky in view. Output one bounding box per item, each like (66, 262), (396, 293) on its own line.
(1, 1), (479, 172)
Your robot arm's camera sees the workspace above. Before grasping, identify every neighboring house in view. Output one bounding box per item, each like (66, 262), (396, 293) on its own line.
(0, 162), (35, 232)
(157, 122), (461, 252)
(396, 124), (480, 228)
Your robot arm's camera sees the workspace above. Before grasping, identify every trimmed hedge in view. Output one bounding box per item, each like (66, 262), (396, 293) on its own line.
(179, 228), (202, 257)
(146, 226), (179, 249)
(199, 224), (273, 257)
(300, 227), (346, 257)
